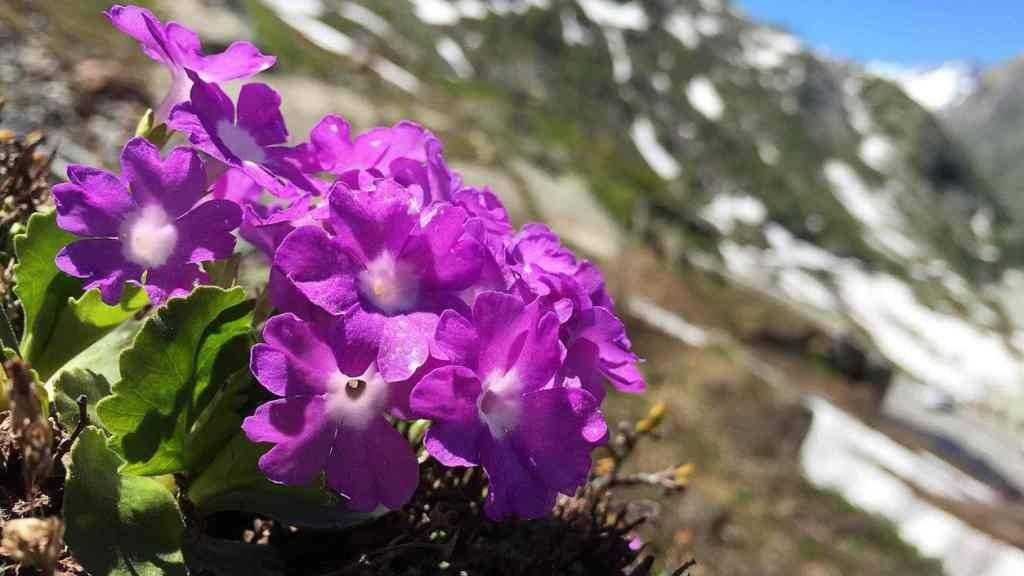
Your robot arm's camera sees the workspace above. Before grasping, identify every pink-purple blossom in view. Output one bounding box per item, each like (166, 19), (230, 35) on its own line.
(51, 3), (647, 521)
(243, 313), (419, 512)
(410, 292), (608, 519)
(168, 73), (315, 196)
(53, 137), (241, 305)
(105, 4), (275, 121)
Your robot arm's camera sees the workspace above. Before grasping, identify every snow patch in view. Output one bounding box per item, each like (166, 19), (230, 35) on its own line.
(802, 397), (1024, 576)
(339, 2), (391, 36)
(456, 0), (488, 18)
(694, 14), (721, 37)
(664, 10), (699, 50)
(576, 0), (648, 30)
(757, 139), (779, 165)
(410, 0), (461, 25)
(823, 160), (918, 259)
(561, 9), (591, 45)
(686, 76), (724, 121)
(627, 297), (709, 347)
(740, 27), (801, 70)
(722, 223), (1024, 404)
(868, 61), (979, 112)
(263, 0), (324, 17)
(370, 59), (421, 93)
(436, 36), (474, 78)
(603, 28), (631, 84)
(267, 4), (357, 56)
(630, 116), (681, 180)
(701, 194), (766, 233)
(859, 134), (895, 171)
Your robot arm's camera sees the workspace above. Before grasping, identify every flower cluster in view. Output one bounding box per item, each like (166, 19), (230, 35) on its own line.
(54, 5), (644, 520)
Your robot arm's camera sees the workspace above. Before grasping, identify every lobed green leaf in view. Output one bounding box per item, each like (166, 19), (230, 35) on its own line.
(63, 427), (186, 576)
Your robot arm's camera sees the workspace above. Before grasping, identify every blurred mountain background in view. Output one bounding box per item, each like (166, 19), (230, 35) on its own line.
(3, 0), (1024, 574)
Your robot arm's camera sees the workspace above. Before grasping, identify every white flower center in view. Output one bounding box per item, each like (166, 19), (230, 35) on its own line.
(477, 370), (522, 439)
(324, 365), (389, 430)
(358, 251), (419, 314)
(120, 204), (178, 268)
(216, 119), (266, 164)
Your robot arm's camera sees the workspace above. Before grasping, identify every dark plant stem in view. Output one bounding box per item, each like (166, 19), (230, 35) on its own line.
(54, 394), (88, 459)
(0, 302), (19, 355)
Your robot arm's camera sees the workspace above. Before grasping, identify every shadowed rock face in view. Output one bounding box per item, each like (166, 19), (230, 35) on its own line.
(946, 57), (1024, 223)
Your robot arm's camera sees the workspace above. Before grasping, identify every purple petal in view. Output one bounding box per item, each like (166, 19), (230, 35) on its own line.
(240, 196), (316, 258)
(193, 41), (276, 83)
(275, 226), (360, 315)
(325, 416), (419, 511)
(423, 422), (482, 468)
(267, 266), (330, 321)
(173, 199), (241, 264)
(236, 83), (288, 146)
(409, 365), (481, 424)
(169, 74), (236, 163)
(212, 167), (262, 204)
(402, 204), (483, 291)
(572, 307), (644, 393)
(53, 167), (133, 236)
(473, 293), (561, 391)
(143, 263), (207, 304)
(432, 310), (478, 366)
(166, 101), (217, 156)
(355, 311), (436, 382)
(480, 438), (557, 520)
(251, 313), (339, 397)
(104, 5), (172, 64)
(56, 239), (142, 305)
(243, 396), (334, 486)
(327, 179), (417, 263)
(562, 339), (606, 402)
(304, 114), (353, 172)
(120, 138), (207, 218)
(511, 387), (606, 493)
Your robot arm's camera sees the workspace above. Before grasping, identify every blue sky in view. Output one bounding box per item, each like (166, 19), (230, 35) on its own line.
(736, 0), (1023, 67)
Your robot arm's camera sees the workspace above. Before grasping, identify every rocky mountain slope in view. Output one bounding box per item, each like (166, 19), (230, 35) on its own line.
(231, 0), (1024, 425)
(4, 0), (1024, 573)
(946, 57), (1024, 229)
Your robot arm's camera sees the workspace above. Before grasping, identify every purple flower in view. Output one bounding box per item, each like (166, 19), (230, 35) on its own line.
(168, 73), (315, 196)
(509, 224), (644, 396)
(241, 195), (325, 258)
(105, 4), (275, 121)
(410, 292), (608, 519)
(271, 177), (485, 381)
(53, 137), (241, 305)
(242, 313), (419, 512)
(295, 115), (456, 204)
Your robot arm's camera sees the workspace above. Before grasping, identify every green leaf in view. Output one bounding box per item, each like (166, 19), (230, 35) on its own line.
(14, 210), (78, 366)
(184, 368), (252, 473)
(96, 287), (251, 475)
(13, 210), (148, 380)
(64, 427), (186, 576)
(189, 433), (379, 529)
(202, 254), (242, 289)
(53, 369), (111, 430)
(46, 318), (144, 391)
(32, 286), (149, 380)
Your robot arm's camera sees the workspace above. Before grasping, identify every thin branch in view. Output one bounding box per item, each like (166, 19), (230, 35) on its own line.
(672, 558), (698, 575)
(610, 466), (686, 491)
(54, 395), (88, 460)
(0, 302), (19, 356)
